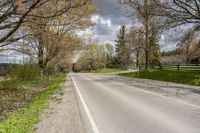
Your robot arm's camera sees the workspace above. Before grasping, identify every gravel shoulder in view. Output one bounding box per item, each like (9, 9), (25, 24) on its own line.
(35, 76), (85, 133)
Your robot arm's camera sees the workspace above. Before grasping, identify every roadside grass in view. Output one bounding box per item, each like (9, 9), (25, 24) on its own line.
(91, 68), (126, 74)
(0, 74), (65, 133)
(120, 69), (200, 86)
(0, 78), (47, 119)
(18, 79), (43, 88)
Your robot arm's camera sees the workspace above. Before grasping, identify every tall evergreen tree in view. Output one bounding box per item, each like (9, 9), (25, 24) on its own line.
(115, 25), (127, 65)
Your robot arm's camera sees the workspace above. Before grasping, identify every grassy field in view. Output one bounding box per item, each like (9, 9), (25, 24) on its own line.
(120, 69), (200, 86)
(91, 68), (126, 74)
(0, 74), (65, 133)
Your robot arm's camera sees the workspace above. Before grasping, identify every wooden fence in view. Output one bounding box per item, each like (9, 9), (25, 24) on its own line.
(155, 64), (200, 71)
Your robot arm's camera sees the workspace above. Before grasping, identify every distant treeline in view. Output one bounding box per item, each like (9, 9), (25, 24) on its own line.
(0, 63), (20, 76)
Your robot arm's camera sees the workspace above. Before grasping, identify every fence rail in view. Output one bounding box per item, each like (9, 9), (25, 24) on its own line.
(156, 64), (200, 71)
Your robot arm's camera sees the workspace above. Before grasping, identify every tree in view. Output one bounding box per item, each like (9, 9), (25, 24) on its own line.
(0, 0), (91, 46)
(23, 0), (96, 78)
(105, 43), (114, 67)
(121, 0), (162, 69)
(76, 43), (107, 71)
(153, 0), (200, 41)
(148, 22), (161, 66)
(126, 26), (144, 68)
(190, 40), (200, 64)
(115, 25), (130, 66)
(153, 0), (200, 26)
(178, 28), (195, 64)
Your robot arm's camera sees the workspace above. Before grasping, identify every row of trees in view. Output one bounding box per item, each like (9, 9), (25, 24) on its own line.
(75, 42), (115, 71)
(76, 0), (200, 71)
(115, 25), (160, 68)
(0, 0), (97, 78)
(117, 0), (200, 69)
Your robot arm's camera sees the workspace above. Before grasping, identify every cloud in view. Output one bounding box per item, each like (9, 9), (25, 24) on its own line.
(94, 0), (131, 25)
(90, 0), (132, 44)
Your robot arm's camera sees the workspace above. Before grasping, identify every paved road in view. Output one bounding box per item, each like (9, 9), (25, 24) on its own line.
(71, 73), (200, 133)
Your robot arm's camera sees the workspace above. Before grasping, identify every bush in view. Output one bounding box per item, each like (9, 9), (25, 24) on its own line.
(10, 64), (39, 81)
(0, 64), (19, 76)
(193, 78), (200, 86)
(0, 78), (19, 90)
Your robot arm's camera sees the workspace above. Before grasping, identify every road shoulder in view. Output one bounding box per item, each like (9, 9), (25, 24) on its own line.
(34, 76), (85, 133)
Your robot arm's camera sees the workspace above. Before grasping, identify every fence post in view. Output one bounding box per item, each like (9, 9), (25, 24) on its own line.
(159, 62), (162, 69)
(177, 63), (180, 71)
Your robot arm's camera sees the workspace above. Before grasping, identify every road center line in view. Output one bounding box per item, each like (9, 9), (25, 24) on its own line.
(70, 74), (100, 133)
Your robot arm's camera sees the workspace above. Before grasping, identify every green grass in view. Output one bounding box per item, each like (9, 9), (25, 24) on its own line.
(0, 74), (65, 133)
(18, 79), (43, 88)
(120, 69), (200, 86)
(91, 68), (126, 74)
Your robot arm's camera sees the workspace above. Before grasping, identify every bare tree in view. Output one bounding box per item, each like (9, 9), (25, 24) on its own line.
(127, 26), (144, 68)
(105, 43), (114, 67)
(153, 0), (200, 38)
(76, 43), (107, 71)
(153, 0), (200, 25)
(17, 0), (96, 78)
(121, 0), (162, 69)
(0, 0), (92, 46)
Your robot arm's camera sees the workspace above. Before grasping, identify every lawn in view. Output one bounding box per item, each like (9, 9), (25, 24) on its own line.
(120, 69), (200, 86)
(92, 68), (126, 74)
(0, 74), (65, 133)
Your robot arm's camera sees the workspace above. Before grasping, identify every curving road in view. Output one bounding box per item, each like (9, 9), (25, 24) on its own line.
(71, 73), (200, 133)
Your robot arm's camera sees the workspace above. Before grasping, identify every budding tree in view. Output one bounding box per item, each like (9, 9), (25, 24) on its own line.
(23, 0), (96, 78)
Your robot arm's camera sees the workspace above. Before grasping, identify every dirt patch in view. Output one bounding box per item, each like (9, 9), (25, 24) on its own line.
(0, 82), (47, 121)
(35, 77), (85, 133)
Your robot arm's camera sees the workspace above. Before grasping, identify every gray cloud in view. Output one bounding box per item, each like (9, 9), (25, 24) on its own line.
(93, 23), (113, 35)
(92, 0), (132, 44)
(94, 0), (131, 25)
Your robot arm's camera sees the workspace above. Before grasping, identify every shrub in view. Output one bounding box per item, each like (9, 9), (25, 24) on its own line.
(0, 78), (19, 90)
(193, 78), (200, 86)
(0, 64), (19, 76)
(10, 64), (39, 81)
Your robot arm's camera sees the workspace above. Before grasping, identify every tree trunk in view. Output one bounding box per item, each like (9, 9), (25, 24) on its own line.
(186, 47), (190, 65)
(136, 52), (139, 69)
(145, 49), (149, 69)
(38, 34), (45, 79)
(186, 56), (189, 65)
(40, 68), (44, 79)
(144, 0), (149, 70)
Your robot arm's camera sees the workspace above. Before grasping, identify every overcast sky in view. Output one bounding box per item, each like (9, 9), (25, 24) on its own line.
(89, 0), (177, 50)
(90, 0), (132, 44)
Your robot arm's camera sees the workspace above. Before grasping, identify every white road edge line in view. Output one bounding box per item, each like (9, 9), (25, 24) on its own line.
(70, 74), (100, 133)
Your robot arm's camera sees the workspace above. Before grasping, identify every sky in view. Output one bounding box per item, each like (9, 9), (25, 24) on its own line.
(1, 0), (130, 63)
(90, 0), (132, 44)
(89, 0), (177, 50)
(0, 0), (177, 63)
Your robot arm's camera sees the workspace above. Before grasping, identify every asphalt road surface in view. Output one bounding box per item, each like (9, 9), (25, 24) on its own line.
(71, 73), (200, 133)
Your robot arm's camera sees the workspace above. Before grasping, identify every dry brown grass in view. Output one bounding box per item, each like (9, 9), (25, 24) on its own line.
(0, 81), (48, 120)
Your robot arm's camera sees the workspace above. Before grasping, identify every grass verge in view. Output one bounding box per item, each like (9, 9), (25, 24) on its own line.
(91, 68), (125, 74)
(120, 69), (200, 86)
(0, 74), (65, 133)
